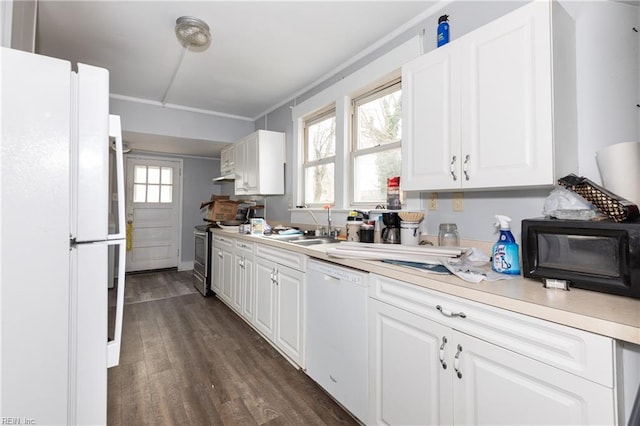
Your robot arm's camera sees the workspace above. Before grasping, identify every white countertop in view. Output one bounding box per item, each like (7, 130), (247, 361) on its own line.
(213, 229), (640, 345)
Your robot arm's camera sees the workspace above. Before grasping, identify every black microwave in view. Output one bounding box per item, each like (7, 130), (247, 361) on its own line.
(521, 218), (640, 299)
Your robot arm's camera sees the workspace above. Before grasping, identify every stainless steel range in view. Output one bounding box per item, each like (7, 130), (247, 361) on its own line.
(194, 224), (214, 296)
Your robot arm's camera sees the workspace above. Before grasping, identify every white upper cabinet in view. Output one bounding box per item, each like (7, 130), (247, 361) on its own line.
(402, 1), (577, 191)
(235, 130), (285, 195)
(220, 144), (235, 176)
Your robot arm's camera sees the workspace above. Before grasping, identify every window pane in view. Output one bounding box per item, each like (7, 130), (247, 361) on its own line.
(134, 165), (147, 184)
(147, 184), (160, 203)
(356, 90), (401, 149)
(147, 166), (160, 184)
(307, 116), (335, 161)
(160, 185), (172, 203)
(304, 164), (334, 205)
(133, 184), (146, 203)
(161, 167), (172, 184)
(353, 148), (401, 203)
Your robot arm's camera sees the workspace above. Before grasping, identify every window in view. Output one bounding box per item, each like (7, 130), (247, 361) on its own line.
(303, 107), (336, 205)
(133, 165), (173, 203)
(351, 79), (402, 205)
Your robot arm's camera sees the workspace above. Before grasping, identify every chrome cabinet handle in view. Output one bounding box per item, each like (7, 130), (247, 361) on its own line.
(439, 336), (448, 369)
(463, 154), (470, 181)
(436, 305), (466, 319)
(218, 251), (223, 258)
(454, 344), (463, 378)
(450, 156), (458, 181)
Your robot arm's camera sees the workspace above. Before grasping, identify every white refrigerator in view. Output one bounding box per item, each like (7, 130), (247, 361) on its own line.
(1, 47), (126, 425)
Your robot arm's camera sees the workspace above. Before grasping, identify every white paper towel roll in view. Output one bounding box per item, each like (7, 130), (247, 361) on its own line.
(596, 141), (640, 205)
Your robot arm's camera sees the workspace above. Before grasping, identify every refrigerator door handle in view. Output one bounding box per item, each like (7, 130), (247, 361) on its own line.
(107, 240), (126, 368)
(108, 115), (126, 241)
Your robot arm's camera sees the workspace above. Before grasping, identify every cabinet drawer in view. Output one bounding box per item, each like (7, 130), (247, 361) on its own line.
(255, 243), (307, 271)
(370, 274), (615, 387)
(234, 239), (254, 255)
(213, 234), (234, 249)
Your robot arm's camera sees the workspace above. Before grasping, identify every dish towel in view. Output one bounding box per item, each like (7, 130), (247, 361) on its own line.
(126, 222), (133, 252)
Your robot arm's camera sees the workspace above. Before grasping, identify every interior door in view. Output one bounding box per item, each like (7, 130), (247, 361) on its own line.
(125, 156), (182, 272)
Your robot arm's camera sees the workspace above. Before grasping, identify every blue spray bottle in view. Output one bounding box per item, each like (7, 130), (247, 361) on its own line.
(437, 15), (450, 47)
(492, 215), (521, 275)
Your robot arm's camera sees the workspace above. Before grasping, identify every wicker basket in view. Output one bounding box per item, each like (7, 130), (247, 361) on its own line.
(557, 174), (639, 222)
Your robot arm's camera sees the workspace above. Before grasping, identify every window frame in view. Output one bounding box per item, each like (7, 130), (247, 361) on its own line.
(302, 105), (337, 207)
(132, 164), (174, 204)
(350, 78), (402, 207)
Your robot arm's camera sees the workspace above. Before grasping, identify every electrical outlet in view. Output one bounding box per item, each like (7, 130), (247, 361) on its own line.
(428, 193), (438, 211)
(453, 192), (464, 212)
(287, 197), (292, 209)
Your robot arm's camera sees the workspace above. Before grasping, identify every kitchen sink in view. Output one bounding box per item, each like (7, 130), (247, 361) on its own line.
(286, 236), (340, 246)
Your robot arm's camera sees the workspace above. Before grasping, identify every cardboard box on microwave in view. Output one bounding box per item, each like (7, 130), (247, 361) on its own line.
(208, 199), (241, 222)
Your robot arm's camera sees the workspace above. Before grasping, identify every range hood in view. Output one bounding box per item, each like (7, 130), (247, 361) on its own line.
(212, 173), (237, 182)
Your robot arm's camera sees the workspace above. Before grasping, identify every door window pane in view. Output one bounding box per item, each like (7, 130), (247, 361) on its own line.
(160, 186), (172, 203)
(133, 184), (146, 203)
(147, 184), (160, 203)
(161, 167), (172, 184)
(147, 166), (160, 184)
(134, 165), (147, 183)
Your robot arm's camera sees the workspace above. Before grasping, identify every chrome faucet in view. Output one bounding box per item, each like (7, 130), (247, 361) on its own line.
(325, 205), (333, 237)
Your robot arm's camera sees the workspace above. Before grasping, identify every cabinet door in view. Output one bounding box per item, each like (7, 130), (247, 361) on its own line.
(225, 144), (235, 173)
(402, 43), (462, 191)
(220, 146), (230, 174)
(254, 256), (276, 339)
(451, 330), (615, 426)
(231, 251), (244, 313)
(211, 243), (223, 294)
(234, 138), (247, 194)
(274, 263), (305, 366)
(220, 246), (234, 304)
(460, 1), (553, 188)
(243, 132), (260, 194)
(369, 298), (453, 426)
(241, 254), (254, 322)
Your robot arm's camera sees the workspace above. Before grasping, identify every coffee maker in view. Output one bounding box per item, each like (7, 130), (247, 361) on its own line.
(381, 212), (401, 244)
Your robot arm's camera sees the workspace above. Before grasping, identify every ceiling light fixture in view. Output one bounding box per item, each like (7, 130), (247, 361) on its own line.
(162, 16), (211, 106)
(175, 16), (211, 48)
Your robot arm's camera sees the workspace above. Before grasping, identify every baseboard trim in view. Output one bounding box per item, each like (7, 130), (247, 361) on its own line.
(178, 261), (194, 271)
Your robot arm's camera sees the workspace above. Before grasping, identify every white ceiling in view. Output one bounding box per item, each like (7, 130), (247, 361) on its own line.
(34, 1), (440, 157)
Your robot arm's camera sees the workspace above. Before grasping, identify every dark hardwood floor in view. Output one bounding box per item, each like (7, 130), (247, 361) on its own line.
(107, 270), (358, 425)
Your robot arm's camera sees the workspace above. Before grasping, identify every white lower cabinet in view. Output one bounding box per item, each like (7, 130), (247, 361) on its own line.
(369, 274), (618, 425)
(254, 244), (306, 367)
(369, 298), (452, 425)
(212, 234), (233, 301)
(452, 330), (615, 425)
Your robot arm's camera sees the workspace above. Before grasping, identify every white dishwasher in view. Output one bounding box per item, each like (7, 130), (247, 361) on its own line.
(306, 259), (369, 424)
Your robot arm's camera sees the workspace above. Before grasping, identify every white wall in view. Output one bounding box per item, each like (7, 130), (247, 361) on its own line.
(257, 0), (640, 243)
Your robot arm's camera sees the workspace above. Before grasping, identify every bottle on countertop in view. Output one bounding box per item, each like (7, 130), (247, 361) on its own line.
(373, 215), (382, 243)
(492, 215), (520, 275)
(437, 14), (450, 47)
